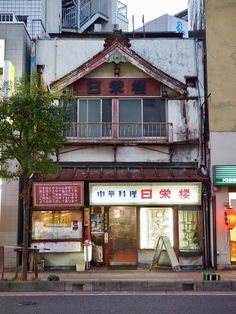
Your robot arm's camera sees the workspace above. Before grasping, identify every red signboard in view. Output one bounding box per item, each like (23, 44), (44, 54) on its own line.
(73, 78), (161, 97)
(33, 182), (84, 207)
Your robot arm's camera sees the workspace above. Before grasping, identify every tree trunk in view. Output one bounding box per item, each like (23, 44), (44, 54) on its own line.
(21, 175), (30, 281)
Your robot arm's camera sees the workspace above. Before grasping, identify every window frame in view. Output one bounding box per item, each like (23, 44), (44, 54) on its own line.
(64, 97), (167, 139)
(178, 206), (202, 256)
(118, 97), (167, 138)
(31, 209), (83, 242)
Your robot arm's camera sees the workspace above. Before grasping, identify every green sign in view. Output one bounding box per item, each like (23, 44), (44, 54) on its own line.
(214, 165), (236, 185)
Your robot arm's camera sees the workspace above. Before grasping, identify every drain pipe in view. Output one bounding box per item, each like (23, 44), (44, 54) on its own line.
(54, 37), (58, 80)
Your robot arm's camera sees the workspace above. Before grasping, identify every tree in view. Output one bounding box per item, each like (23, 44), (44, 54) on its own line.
(0, 75), (69, 280)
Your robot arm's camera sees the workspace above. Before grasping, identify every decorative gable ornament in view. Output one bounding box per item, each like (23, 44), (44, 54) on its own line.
(107, 53), (127, 64)
(104, 30), (131, 48)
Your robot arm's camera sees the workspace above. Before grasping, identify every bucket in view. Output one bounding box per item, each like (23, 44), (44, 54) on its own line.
(76, 262), (85, 272)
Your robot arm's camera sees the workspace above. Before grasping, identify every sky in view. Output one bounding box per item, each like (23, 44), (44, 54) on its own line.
(122, 0), (189, 30)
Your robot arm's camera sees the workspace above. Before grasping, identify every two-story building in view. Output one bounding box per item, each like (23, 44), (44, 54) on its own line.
(30, 30), (208, 270)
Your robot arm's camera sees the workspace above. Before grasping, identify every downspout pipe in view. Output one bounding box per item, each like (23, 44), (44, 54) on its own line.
(202, 3), (212, 268)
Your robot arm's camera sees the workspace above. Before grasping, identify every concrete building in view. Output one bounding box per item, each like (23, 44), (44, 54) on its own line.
(135, 13), (188, 38)
(0, 0), (128, 39)
(0, 22), (31, 268)
(30, 30), (208, 270)
(189, 0), (236, 268)
(61, 0), (128, 33)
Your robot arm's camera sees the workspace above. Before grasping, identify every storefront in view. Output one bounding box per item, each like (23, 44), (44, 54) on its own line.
(213, 166), (236, 266)
(89, 182), (203, 268)
(30, 180), (204, 269)
(31, 182), (85, 269)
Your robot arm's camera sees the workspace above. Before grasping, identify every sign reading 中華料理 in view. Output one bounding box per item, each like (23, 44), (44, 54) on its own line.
(89, 182), (202, 206)
(214, 165), (236, 186)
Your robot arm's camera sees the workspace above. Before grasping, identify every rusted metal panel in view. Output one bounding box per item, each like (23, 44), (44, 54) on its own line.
(36, 167), (207, 183)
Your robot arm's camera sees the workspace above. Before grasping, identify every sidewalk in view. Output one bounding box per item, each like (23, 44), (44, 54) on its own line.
(1, 267), (236, 292)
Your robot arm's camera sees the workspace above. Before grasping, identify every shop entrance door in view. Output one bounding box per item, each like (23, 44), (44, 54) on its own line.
(109, 207), (137, 266)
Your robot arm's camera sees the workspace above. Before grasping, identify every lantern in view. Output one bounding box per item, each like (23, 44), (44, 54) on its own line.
(224, 208), (236, 230)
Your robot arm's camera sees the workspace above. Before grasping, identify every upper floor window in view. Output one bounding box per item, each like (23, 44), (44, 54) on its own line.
(119, 98), (166, 137)
(62, 97), (166, 139)
(79, 98), (112, 137)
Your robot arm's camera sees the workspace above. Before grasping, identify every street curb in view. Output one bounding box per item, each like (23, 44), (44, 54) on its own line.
(1, 280), (236, 292)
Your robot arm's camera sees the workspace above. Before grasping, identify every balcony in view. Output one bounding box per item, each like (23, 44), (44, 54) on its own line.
(80, 0), (108, 28)
(62, 0), (109, 30)
(64, 122), (173, 144)
(117, 1), (127, 19)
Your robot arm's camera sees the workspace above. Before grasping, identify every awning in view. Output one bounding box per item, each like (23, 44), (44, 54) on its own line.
(36, 165), (208, 183)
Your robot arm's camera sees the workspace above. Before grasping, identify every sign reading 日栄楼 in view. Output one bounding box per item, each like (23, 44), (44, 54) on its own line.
(214, 165), (236, 186)
(89, 182), (202, 206)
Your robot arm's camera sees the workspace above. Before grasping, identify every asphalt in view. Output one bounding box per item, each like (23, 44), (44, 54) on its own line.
(1, 267), (236, 292)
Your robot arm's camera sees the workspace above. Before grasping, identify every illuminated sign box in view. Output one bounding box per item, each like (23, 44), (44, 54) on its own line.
(33, 182), (84, 207)
(214, 165), (236, 186)
(89, 182), (202, 206)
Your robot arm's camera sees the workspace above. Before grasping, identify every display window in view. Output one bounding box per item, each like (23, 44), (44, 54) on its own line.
(91, 207), (104, 233)
(229, 192), (236, 263)
(32, 210), (83, 240)
(140, 207), (173, 249)
(178, 208), (201, 254)
(90, 207), (105, 246)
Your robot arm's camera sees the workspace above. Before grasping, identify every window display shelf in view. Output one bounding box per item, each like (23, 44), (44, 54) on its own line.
(178, 210), (201, 253)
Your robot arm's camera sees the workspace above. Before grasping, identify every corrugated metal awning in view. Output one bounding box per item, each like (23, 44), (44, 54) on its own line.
(37, 165), (207, 183)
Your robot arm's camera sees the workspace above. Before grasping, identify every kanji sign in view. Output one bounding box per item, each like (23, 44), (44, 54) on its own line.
(73, 78), (161, 96)
(132, 80), (146, 95)
(89, 183), (202, 205)
(33, 182), (84, 207)
(87, 80), (101, 95)
(109, 80), (124, 94)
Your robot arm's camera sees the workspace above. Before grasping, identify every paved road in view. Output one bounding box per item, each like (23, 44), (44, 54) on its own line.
(0, 291), (236, 314)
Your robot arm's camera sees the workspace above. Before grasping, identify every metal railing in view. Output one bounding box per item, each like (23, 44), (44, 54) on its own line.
(65, 122), (173, 143)
(117, 1), (127, 18)
(80, 0), (108, 27)
(62, 0), (109, 29)
(62, 6), (78, 28)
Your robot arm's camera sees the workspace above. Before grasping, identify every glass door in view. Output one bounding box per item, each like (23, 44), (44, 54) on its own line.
(109, 207), (137, 265)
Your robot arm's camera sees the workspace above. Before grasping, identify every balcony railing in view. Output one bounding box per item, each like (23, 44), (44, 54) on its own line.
(117, 1), (127, 19)
(62, 0), (109, 29)
(62, 6), (78, 28)
(64, 122), (173, 143)
(80, 0), (108, 27)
